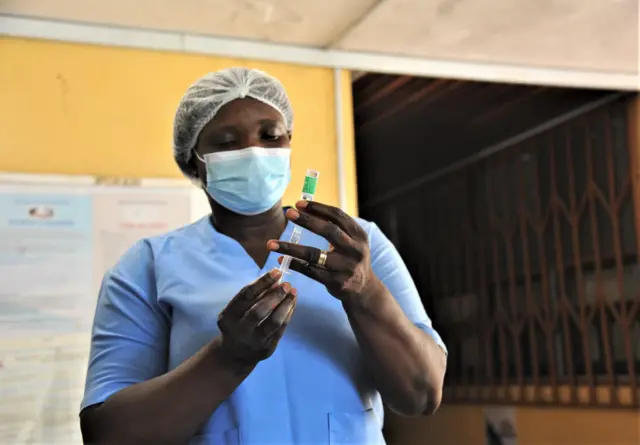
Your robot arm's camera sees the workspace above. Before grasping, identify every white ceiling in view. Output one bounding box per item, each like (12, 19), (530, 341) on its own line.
(1, 0), (638, 75)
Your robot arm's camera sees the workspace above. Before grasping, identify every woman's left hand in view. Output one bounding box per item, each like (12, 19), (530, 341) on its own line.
(267, 200), (381, 306)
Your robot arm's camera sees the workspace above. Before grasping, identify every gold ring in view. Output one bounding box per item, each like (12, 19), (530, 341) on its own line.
(317, 250), (328, 268)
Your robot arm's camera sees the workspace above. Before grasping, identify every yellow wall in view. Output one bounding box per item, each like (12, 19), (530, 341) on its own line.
(338, 69), (359, 216)
(386, 405), (640, 445)
(0, 37), (356, 213)
(385, 406), (486, 445)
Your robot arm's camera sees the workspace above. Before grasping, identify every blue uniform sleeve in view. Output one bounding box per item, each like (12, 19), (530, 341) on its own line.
(366, 222), (447, 354)
(81, 239), (170, 411)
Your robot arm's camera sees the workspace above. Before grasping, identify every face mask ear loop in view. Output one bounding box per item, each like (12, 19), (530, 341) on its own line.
(193, 150), (208, 192)
(194, 150), (206, 163)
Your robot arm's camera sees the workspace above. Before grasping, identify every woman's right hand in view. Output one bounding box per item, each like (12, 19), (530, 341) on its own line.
(217, 269), (296, 369)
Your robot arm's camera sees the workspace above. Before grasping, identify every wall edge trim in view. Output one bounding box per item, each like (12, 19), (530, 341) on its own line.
(1, 15), (638, 91)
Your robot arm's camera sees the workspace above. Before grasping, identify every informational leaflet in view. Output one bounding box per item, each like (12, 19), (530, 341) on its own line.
(0, 181), (195, 445)
(0, 192), (93, 445)
(92, 189), (192, 290)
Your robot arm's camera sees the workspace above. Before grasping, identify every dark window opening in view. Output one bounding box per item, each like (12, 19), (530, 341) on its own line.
(353, 74), (639, 409)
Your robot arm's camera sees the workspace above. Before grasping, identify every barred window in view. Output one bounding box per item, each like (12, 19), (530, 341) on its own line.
(362, 96), (639, 409)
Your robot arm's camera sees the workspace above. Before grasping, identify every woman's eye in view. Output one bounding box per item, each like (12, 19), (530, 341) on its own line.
(262, 127), (285, 141)
(214, 139), (236, 148)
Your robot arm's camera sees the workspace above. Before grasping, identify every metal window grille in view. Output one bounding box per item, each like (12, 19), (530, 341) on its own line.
(368, 97), (639, 409)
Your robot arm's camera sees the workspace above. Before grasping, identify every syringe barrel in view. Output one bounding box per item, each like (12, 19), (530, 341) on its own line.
(288, 226), (303, 245)
(279, 255), (293, 273)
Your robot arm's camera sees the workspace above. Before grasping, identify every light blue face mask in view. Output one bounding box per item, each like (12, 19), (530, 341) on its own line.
(196, 147), (291, 216)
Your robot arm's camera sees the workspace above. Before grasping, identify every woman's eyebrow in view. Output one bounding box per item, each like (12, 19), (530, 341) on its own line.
(206, 124), (236, 135)
(258, 118), (283, 127)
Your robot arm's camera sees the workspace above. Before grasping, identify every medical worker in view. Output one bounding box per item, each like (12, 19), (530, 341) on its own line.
(79, 67), (447, 445)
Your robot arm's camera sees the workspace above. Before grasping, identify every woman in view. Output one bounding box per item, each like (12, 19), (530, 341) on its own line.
(80, 67), (447, 445)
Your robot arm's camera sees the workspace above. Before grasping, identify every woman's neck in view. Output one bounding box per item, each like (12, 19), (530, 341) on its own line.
(209, 199), (287, 244)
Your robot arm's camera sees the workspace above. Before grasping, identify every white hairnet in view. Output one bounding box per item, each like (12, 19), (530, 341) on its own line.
(173, 67), (294, 183)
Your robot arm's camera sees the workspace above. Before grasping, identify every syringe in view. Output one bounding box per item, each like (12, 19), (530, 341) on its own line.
(279, 169), (320, 279)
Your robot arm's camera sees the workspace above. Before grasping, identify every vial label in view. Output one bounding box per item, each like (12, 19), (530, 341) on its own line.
(302, 176), (318, 196)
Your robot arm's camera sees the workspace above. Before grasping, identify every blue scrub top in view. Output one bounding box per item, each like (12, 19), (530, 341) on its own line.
(81, 215), (446, 445)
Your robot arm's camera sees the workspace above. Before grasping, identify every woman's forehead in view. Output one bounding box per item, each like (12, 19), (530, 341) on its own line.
(210, 98), (284, 129)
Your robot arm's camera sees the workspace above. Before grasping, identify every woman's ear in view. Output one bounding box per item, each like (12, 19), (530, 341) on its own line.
(188, 150), (204, 182)
(288, 132), (293, 143)
(188, 158), (199, 178)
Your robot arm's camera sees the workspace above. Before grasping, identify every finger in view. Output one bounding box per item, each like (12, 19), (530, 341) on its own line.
(224, 269), (282, 315)
(268, 241), (354, 272)
(284, 208), (363, 259)
(260, 290), (297, 340)
(265, 293), (297, 344)
(287, 257), (333, 284)
(239, 269), (282, 303)
(295, 200), (368, 242)
(238, 283), (290, 331)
